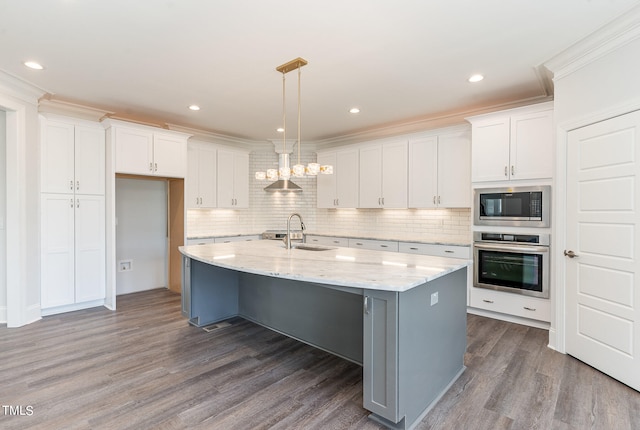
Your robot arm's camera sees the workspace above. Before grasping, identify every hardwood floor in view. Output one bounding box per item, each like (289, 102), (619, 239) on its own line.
(1, 288), (639, 430)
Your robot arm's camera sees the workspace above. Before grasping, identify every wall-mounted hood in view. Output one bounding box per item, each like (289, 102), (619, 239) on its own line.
(263, 152), (302, 192)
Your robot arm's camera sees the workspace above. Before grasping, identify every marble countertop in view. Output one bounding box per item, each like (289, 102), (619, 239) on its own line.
(179, 240), (468, 293)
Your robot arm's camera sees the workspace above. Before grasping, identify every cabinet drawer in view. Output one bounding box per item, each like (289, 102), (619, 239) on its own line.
(469, 287), (550, 322)
(214, 235), (260, 243)
(398, 242), (470, 259)
(349, 238), (398, 252)
(306, 235), (349, 247)
(186, 237), (216, 246)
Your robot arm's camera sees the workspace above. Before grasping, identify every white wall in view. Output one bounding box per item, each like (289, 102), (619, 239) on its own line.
(115, 178), (168, 295)
(186, 145), (471, 243)
(0, 111), (6, 322)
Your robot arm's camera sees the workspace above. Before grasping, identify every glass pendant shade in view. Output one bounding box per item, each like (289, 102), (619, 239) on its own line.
(255, 171), (266, 180)
(279, 166), (291, 180)
(306, 163), (320, 176)
(292, 164), (306, 177)
(320, 165), (333, 174)
(267, 169), (278, 181)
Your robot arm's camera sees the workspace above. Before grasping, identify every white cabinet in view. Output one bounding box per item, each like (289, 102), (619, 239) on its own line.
(398, 242), (470, 259)
(317, 148), (359, 208)
(408, 129), (471, 208)
(469, 287), (550, 323)
(40, 116), (106, 312)
(214, 235), (260, 243)
(349, 238), (399, 252)
(359, 141), (408, 208)
(109, 121), (189, 178)
(186, 143), (217, 209)
(217, 149), (249, 208)
(306, 235), (349, 247)
(41, 120), (105, 195)
(468, 102), (554, 182)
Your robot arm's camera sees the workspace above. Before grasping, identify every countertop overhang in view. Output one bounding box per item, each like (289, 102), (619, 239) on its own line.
(179, 240), (469, 292)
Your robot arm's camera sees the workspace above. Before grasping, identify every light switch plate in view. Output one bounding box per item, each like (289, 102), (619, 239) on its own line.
(430, 292), (439, 306)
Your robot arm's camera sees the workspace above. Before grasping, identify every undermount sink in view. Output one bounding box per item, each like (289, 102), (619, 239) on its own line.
(292, 244), (334, 251)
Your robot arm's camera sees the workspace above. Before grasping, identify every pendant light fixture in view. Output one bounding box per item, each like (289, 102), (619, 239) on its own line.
(255, 57), (333, 185)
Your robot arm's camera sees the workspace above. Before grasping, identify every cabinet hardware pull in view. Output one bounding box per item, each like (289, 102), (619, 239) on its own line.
(70, 180), (74, 190)
(433, 196), (436, 204)
(336, 198), (339, 206)
(483, 299), (494, 304)
(410, 247), (418, 250)
(356, 242), (363, 246)
(364, 296), (370, 314)
(378, 197), (381, 205)
(70, 198), (74, 208)
(155, 163), (158, 171)
(437, 196), (441, 204)
(382, 197), (385, 205)
(76, 199), (80, 208)
(445, 250), (453, 253)
(564, 250), (579, 258)
(149, 162), (153, 171)
(524, 306), (536, 311)
(76, 180), (80, 190)
(381, 245), (388, 248)
(511, 165), (515, 176)
(504, 166), (508, 177)
(333, 240), (340, 244)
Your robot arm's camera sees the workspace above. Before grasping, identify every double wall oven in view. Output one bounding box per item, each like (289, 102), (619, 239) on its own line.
(473, 186), (551, 299)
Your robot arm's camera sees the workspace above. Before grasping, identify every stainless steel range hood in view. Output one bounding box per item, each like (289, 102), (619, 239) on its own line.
(263, 153), (302, 192)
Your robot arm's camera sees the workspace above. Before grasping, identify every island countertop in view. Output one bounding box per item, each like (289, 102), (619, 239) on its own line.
(179, 239), (468, 293)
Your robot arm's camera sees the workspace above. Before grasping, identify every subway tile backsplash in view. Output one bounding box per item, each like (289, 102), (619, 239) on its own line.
(186, 146), (471, 244)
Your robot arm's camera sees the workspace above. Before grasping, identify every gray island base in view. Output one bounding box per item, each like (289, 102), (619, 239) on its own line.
(180, 240), (468, 430)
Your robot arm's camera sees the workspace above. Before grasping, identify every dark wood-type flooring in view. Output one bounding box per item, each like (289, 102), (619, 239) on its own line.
(1, 289), (639, 430)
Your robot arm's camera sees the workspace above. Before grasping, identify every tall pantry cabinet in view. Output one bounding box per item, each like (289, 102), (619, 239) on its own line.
(40, 116), (106, 314)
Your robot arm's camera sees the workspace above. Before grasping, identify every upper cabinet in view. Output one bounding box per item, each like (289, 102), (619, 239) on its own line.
(106, 120), (190, 178)
(41, 118), (105, 195)
(408, 128), (471, 208)
(467, 102), (554, 183)
(186, 142), (217, 209)
(317, 148), (359, 208)
(359, 141), (408, 208)
(217, 149), (249, 208)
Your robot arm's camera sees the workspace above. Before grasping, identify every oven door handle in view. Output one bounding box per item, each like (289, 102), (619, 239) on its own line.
(474, 242), (549, 253)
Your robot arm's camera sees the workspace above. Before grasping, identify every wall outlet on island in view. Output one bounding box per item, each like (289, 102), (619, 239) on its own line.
(118, 260), (133, 272)
(430, 292), (438, 306)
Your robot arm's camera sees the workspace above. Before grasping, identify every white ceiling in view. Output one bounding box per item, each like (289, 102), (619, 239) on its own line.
(1, 1), (638, 142)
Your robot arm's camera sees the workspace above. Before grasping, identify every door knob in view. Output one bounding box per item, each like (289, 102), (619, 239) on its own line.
(564, 250), (579, 258)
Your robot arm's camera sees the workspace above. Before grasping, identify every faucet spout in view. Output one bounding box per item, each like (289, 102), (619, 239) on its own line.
(286, 213), (305, 249)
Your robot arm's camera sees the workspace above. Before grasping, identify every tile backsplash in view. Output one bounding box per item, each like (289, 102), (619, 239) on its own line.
(186, 146), (471, 243)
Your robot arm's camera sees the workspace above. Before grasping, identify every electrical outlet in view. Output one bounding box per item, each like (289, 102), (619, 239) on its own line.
(430, 291), (439, 306)
(118, 260), (133, 272)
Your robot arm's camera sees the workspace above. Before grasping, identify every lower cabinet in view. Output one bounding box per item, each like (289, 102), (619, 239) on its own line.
(41, 194), (106, 312)
(305, 235), (349, 247)
(469, 287), (551, 322)
(349, 238), (399, 252)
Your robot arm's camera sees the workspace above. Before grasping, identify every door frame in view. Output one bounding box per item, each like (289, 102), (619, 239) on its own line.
(553, 99), (640, 353)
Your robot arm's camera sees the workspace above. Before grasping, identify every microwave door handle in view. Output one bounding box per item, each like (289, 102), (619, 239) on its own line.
(474, 243), (549, 253)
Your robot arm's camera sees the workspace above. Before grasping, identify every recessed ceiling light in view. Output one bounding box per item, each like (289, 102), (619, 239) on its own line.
(276, 127), (284, 133)
(188, 105), (200, 111)
(24, 61), (44, 70)
(349, 107), (360, 114)
(468, 74), (484, 83)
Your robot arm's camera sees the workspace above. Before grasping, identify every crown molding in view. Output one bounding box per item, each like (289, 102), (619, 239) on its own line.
(544, 4), (640, 80)
(166, 123), (257, 149)
(0, 69), (47, 105)
(38, 95), (114, 122)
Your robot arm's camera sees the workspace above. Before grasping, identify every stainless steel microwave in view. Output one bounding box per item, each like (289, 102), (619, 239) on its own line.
(474, 186), (551, 227)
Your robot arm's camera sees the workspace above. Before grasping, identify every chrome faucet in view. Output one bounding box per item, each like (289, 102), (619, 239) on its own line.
(285, 213), (306, 249)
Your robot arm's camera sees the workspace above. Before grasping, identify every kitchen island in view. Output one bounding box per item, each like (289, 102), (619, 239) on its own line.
(179, 240), (468, 430)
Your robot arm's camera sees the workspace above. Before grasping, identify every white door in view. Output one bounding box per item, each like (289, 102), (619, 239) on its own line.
(565, 110), (640, 391)
(153, 133), (186, 178)
(335, 148), (359, 208)
(233, 152), (249, 208)
(381, 141), (408, 208)
(41, 120), (75, 194)
(408, 137), (438, 208)
(74, 125), (105, 195)
(186, 145), (201, 208)
(510, 109), (554, 180)
(217, 150), (235, 208)
(471, 117), (510, 182)
(359, 145), (382, 208)
(75, 195), (106, 302)
(438, 132), (471, 208)
(198, 146), (217, 208)
(115, 127), (153, 175)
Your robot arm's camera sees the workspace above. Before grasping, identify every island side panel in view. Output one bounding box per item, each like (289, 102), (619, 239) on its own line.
(238, 273), (364, 364)
(398, 267), (468, 427)
(187, 258), (240, 327)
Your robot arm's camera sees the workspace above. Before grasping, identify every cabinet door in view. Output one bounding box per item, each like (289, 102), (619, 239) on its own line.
(510, 109), (553, 180)
(232, 152), (249, 208)
(216, 150), (235, 208)
(363, 290), (399, 422)
(437, 133), (471, 208)
(408, 137), (438, 208)
(153, 133), (187, 178)
(359, 145), (383, 208)
(41, 194), (75, 308)
(336, 149), (359, 208)
(381, 141), (408, 208)
(317, 151), (337, 208)
(75, 195), (106, 302)
(471, 117), (510, 182)
(199, 146), (218, 208)
(186, 145), (201, 208)
(41, 120), (75, 194)
(115, 127), (153, 175)
(74, 125), (105, 196)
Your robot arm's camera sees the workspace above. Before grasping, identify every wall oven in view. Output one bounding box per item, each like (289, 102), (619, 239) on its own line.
(473, 232), (550, 299)
(474, 185), (550, 227)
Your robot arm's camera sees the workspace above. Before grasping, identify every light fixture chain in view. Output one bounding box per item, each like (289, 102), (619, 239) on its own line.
(297, 64), (301, 166)
(282, 71), (286, 155)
